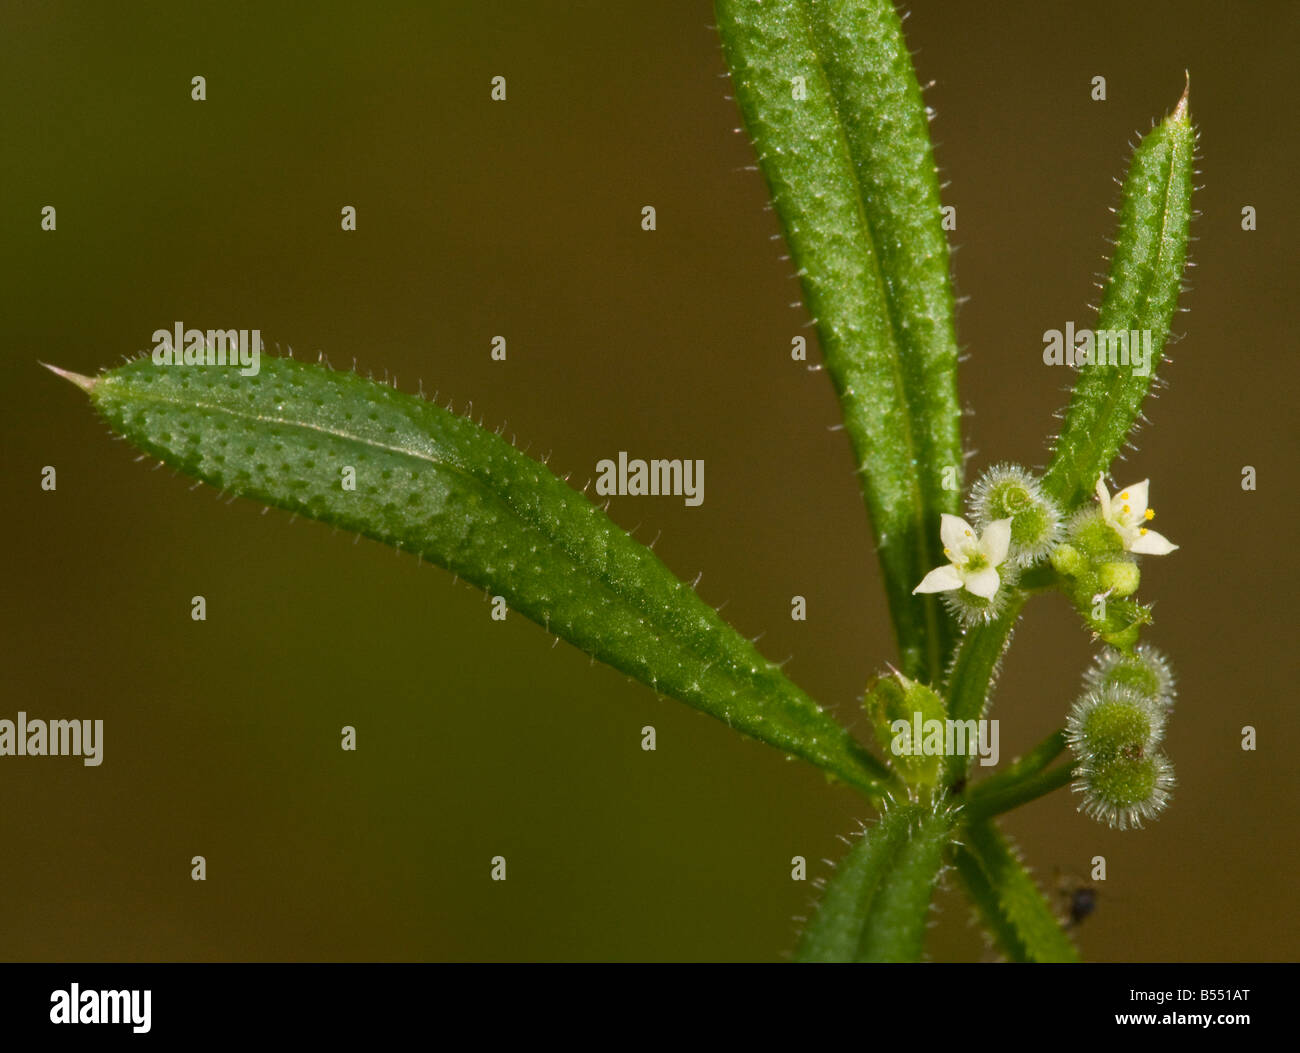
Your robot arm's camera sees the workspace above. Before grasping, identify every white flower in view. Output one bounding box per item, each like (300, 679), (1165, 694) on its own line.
(1095, 475), (1178, 555)
(913, 514), (1012, 599)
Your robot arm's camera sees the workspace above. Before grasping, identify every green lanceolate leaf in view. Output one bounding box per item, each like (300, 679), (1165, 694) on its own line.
(796, 801), (954, 963)
(1044, 85), (1196, 509)
(48, 356), (893, 797)
(716, 0), (962, 682)
(954, 819), (1079, 963)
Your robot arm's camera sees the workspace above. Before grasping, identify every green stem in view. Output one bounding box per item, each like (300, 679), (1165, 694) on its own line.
(942, 594), (1028, 785)
(968, 729), (1066, 791)
(967, 759), (1076, 826)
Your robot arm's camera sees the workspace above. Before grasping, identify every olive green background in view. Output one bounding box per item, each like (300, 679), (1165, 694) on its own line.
(2, 0), (1296, 961)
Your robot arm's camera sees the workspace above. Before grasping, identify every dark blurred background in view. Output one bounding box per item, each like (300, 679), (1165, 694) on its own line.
(2, 0), (1296, 961)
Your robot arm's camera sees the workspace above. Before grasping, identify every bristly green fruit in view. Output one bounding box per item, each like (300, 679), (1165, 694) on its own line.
(1067, 682), (1174, 830)
(47, 356), (894, 797)
(969, 463), (1062, 566)
(1075, 752), (1175, 831)
(1065, 684), (1166, 763)
(1084, 644), (1176, 709)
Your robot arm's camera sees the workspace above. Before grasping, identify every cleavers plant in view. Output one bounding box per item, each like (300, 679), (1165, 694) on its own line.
(49, 0), (1195, 961)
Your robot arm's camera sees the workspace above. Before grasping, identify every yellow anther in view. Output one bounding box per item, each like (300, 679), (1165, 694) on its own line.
(1140, 527), (1149, 536)
(1144, 508), (1155, 520)
(1120, 491), (1130, 500)
(1122, 504), (1131, 514)
(943, 548), (952, 556)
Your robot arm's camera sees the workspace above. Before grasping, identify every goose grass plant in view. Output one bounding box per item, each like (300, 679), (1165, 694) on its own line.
(48, 0), (1195, 961)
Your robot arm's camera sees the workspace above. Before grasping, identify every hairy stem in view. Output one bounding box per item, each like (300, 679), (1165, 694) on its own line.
(965, 729), (1075, 822)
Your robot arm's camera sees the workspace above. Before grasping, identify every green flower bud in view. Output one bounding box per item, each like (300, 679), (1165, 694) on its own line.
(1084, 644), (1176, 710)
(1050, 542), (1087, 578)
(1098, 560), (1141, 597)
(864, 670), (948, 787)
(969, 463), (1062, 566)
(1074, 752), (1175, 830)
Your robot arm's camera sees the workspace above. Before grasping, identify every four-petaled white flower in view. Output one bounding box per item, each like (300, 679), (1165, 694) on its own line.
(1095, 475), (1178, 555)
(913, 514), (1013, 599)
